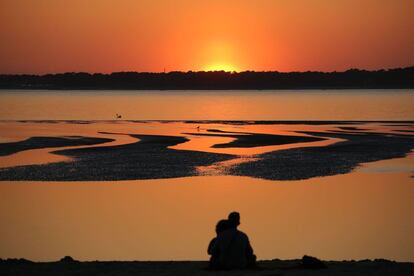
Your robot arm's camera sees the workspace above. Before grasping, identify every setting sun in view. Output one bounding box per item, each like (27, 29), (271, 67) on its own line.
(203, 63), (239, 72)
(1, 1), (413, 73)
(201, 41), (240, 72)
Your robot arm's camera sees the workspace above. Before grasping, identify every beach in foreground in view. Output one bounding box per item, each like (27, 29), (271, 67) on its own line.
(2, 258), (414, 276)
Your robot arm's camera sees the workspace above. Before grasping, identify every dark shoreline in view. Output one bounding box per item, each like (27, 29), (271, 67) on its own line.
(1, 66), (413, 90)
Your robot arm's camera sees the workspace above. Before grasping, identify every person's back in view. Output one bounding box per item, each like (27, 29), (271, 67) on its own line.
(211, 212), (256, 269)
(207, 219), (229, 267)
(214, 227), (251, 269)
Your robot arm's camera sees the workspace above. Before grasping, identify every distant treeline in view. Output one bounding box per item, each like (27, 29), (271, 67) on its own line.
(1, 66), (413, 90)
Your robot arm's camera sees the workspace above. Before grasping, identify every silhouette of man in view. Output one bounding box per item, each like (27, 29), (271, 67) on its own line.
(210, 212), (256, 269)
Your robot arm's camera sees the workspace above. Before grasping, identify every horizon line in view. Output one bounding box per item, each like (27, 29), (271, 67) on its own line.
(1, 65), (413, 76)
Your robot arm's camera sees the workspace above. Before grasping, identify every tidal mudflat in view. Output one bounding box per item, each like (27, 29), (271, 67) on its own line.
(0, 120), (413, 181)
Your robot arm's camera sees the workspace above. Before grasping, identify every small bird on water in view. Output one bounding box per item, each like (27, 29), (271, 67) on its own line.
(116, 113), (122, 119)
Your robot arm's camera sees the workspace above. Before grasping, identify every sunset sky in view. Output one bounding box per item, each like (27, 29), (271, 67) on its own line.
(1, 0), (413, 74)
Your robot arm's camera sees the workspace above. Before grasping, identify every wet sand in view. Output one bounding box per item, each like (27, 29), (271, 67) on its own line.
(231, 130), (414, 180)
(183, 129), (325, 148)
(0, 134), (234, 181)
(1, 258), (413, 276)
(0, 136), (112, 156)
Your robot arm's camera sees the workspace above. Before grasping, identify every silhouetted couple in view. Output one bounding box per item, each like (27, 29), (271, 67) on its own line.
(207, 212), (257, 270)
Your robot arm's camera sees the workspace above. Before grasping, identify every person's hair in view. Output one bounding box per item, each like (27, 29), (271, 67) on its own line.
(216, 219), (229, 234)
(228, 211), (240, 227)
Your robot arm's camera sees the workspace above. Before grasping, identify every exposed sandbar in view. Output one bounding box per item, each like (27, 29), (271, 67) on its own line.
(0, 134), (235, 181)
(0, 126), (413, 181)
(0, 136), (113, 156)
(230, 131), (414, 180)
(184, 129), (325, 148)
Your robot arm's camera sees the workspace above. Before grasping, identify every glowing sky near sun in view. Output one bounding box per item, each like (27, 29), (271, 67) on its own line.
(0, 0), (413, 73)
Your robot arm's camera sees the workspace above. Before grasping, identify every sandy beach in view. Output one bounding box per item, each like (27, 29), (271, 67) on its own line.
(2, 257), (414, 276)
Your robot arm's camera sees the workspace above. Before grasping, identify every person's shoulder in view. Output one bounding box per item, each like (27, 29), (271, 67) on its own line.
(223, 228), (236, 235)
(236, 230), (249, 239)
(216, 228), (234, 240)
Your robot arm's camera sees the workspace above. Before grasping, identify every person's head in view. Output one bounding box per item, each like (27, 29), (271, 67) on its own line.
(215, 219), (229, 235)
(228, 211), (240, 228)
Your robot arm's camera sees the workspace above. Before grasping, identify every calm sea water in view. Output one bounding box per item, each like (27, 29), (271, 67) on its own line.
(0, 89), (414, 120)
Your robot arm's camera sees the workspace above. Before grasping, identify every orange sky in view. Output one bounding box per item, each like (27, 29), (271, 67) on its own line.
(1, 0), (413, 74)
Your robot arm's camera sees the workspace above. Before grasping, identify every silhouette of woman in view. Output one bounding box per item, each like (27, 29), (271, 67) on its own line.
(207, 219), (229, 269)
